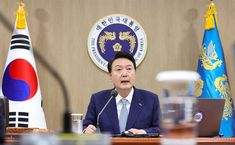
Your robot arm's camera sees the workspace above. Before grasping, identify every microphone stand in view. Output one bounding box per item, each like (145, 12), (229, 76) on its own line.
(96, 96), (114, 133)
(0, 11), (71, 133)
(96, 90), (118, 133)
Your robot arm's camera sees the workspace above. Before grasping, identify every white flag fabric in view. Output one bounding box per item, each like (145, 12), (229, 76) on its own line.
(1, 2), (47, 128)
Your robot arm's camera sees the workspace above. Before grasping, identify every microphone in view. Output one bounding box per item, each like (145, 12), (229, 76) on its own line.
(96, 90), (118, 132)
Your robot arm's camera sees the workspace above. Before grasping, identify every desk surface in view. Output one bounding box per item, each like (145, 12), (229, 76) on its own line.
(4, 135), (235, 145)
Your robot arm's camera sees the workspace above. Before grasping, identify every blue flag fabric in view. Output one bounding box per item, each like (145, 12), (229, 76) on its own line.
(196, 2), (235, 137)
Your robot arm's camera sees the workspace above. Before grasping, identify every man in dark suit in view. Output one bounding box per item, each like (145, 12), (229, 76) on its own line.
(83, 51), (160, 135)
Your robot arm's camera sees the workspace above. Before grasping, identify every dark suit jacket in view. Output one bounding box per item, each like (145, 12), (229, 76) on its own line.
(83, 87), (161, 134)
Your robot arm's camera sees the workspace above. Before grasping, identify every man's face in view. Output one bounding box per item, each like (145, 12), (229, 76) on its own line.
(109, 58), (136, 91)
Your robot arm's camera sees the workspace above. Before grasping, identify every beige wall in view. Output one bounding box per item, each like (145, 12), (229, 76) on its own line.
(0, 0), (235, 131)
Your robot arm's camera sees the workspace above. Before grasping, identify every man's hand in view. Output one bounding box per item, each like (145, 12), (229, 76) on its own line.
(128, 128), (147, 134)
(83, 124), (97, 134)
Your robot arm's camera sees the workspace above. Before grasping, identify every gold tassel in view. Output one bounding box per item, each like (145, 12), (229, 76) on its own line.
(205, 2), (218, 30)
(16, 1), (27, 29)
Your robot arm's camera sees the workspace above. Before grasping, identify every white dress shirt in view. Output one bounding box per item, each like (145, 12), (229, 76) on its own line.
(115, 88), (134, 119)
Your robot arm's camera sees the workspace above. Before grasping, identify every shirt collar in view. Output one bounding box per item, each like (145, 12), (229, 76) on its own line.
(116, 87), (134, 104)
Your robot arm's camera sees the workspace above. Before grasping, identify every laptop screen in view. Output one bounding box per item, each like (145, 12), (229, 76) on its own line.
(195, 99), (225, 137)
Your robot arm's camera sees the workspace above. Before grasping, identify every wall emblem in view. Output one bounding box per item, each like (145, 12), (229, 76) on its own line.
(87, 14), (147, 72)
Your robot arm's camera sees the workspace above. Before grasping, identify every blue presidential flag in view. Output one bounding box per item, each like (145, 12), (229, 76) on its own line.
(195, 2), (235, 137)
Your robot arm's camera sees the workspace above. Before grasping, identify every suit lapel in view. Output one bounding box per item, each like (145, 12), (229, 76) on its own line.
(106, 97), (120, 133)
(126, 88), (143, 130)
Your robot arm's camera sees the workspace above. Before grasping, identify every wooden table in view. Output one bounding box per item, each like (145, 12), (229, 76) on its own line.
(3, 134), (235, 145)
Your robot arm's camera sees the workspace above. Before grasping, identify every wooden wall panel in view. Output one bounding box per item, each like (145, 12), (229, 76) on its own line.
(0, 0), (234, 131)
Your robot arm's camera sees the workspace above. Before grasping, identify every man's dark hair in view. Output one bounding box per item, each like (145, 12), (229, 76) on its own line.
(107, 51), (136, 73)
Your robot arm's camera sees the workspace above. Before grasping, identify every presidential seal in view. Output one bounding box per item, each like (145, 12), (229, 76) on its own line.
(87, 14), (147, 72)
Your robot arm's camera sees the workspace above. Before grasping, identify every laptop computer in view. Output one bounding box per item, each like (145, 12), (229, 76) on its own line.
(195, 99), (225, 137)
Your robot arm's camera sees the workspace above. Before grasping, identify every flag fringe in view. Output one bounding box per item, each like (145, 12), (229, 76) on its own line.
(205, 2), (218, 30)
(16, 1), (27, 29)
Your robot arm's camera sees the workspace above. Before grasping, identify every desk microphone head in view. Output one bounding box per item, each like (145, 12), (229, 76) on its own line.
(111, 90), (118, 98)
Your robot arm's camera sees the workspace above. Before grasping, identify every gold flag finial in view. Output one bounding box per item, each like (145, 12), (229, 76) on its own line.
(205, 1), (218, 30)
(16, 1), (27, 29)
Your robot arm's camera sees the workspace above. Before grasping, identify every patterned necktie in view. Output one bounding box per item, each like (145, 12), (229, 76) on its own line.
(119, 98), (129, 133)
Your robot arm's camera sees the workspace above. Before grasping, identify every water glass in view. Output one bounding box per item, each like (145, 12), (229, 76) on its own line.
(161, 96), (197, 145)
(71, 113), (83, 134)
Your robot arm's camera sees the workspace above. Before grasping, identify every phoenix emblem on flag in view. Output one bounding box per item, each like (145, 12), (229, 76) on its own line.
(200, 41), (222, 70)
(195, 79), (204, 97)
(214, 75), (233, 120)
